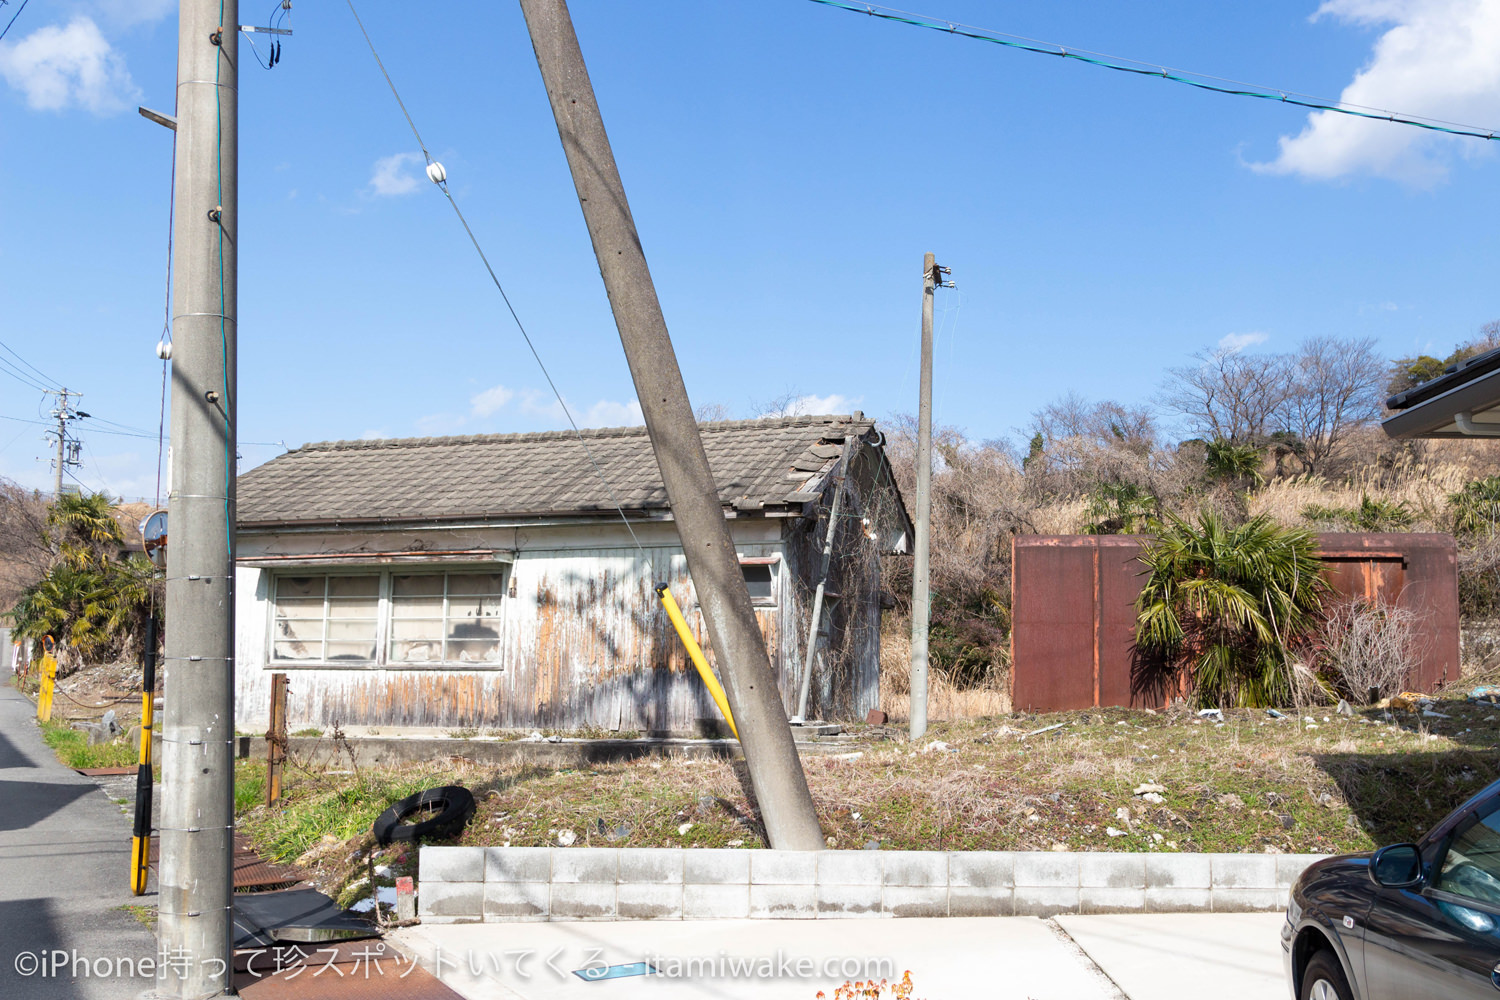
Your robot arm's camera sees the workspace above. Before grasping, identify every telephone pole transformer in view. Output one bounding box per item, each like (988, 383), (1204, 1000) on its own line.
(518, 0), (825, 851)
(155, 0), (238, 996)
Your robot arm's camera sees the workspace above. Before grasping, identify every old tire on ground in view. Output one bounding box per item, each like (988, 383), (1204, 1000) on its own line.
(1300, 949), (1352, 1000)
(372, 785), (475, 846)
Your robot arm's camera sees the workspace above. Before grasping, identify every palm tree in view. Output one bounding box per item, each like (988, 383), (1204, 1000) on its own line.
(1081, 481), (1158, 535)
(1203, 439), (1265, 487)
(1134, 509), (1326, 708)
(1450, 476), (1500, 536)
(5, 492), (158, 670)
(47, 491), (123, 570)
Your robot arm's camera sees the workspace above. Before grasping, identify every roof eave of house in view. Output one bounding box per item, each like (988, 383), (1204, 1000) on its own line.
(236, 503), (807, 534)
(1383, 365), (1500, 439)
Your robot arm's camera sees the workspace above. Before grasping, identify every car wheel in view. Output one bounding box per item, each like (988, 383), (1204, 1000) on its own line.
(1301, 949), (1353, 1000)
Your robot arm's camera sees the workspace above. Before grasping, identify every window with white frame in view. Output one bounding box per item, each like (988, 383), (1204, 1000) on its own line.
(272, 575), (380, 662)
(388, 571), (505, 664)
(269, 569), (507, 666)
(739, 558), (779, 607)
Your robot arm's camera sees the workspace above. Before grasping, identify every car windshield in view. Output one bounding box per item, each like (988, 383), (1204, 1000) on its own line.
(1434, 808), (1500, 907)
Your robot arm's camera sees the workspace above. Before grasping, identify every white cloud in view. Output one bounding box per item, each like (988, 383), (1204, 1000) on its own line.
(0, 16), (138, 114)
(368, 152), (422, 197)
(84, 0), (175, 28)
(580, 399), (643, 428)
(1218, 331), (1270, 352)
(781, 393), (861, 416)
(518, 390), (566, 422)
(1254, 0), (1500, 184)
(469, 384), (514, 418)
(517, 391), (642, 428)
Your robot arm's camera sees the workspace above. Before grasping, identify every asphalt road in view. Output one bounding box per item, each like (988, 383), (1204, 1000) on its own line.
(0, 667), (158, 999)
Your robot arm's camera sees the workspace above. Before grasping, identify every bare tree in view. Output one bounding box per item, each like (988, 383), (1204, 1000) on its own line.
(0, 480), (52, 612)
(694, 402), (732, 423)
(1031, 393), (1155, 456)
(1159, 348), (1294, 443)
(1283, 336), (1386, 474)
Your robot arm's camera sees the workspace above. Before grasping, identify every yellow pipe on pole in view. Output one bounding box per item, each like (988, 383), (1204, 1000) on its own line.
(131, 617), (158, 896)
(655, 583), (738, 739)
(36, 635), (56, 723)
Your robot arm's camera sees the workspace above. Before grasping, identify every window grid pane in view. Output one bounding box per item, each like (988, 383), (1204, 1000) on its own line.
(278, 571), (505, 666)
(272, 575), (386, 664)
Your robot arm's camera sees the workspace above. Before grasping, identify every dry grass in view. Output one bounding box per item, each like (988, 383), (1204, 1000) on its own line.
(877, 622), (1012, 720)
(1249, 463), (1469, 531)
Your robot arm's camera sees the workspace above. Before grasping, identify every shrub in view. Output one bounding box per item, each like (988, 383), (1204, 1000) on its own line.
(1314, 598), (1427, 702)
(1302, 493), (1414, 532)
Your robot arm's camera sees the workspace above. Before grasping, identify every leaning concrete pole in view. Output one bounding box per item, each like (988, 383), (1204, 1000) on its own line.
(157, 0), (237, 996)
(518, 0), (823, 851)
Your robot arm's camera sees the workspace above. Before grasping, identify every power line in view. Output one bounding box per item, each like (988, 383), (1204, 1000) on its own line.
(0, 0), (31, 43)
(0, 337), (58, 389)
(805, 0), (1500, 142)
(344, 0), (648, 557)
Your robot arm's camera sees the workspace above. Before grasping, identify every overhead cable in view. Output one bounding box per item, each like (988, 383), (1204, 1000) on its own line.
(344, 0), (648, 556)
(0, 0), (31, 43)
(0, 337), (58, 389)
(805, 0), (1500, 142)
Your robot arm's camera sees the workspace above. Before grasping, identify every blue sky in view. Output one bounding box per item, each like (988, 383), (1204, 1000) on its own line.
(1, 0), (1498, 499)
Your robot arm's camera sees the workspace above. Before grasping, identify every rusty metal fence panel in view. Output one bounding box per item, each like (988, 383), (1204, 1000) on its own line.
(1012, 533), (1460, 712)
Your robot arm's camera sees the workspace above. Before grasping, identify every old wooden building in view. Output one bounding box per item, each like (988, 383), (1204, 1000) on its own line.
(233, 415), (910, 734)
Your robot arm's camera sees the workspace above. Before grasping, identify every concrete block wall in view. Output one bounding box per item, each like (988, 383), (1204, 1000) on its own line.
(417, 847), (1327, 923)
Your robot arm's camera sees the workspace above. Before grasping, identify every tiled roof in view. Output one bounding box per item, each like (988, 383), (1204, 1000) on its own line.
(237, 415), (876, 527)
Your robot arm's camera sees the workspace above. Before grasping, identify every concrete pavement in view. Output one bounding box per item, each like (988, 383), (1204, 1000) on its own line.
(394, 912), (1290, 1000)
(0, 668), (157, 999)
(1058, 913), (1288, 1000)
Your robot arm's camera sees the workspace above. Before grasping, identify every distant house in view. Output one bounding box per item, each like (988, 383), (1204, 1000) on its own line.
(233, 415), (910, 734)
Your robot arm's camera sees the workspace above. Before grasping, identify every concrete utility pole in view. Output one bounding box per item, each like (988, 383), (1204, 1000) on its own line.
(156, 0), (238, 995)
(47, 388), (79, 496)
(910, 254), (940, 741)
(52, 389), (68, 497)
(518, 0), (824, 851)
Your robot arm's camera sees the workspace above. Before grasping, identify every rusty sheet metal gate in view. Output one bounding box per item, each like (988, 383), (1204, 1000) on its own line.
(1012, 533), (1460, 712)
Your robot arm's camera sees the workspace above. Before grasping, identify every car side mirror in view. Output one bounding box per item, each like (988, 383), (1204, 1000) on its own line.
(1372, 843), (1424, 888)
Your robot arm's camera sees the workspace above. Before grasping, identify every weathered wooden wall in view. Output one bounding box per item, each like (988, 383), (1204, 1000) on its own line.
(234, 519), (825, 733)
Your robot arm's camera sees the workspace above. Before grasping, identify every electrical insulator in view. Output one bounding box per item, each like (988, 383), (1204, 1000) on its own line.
(426, 161), (447, 185)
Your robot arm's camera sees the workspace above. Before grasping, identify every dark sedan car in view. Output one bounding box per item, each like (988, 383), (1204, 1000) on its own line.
(1284, 778), (1500, 999)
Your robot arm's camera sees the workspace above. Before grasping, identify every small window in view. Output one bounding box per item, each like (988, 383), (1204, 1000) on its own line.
(389, 572), (505, 665)
(272, 575), (379, 663)
(740, 562), (776, 606)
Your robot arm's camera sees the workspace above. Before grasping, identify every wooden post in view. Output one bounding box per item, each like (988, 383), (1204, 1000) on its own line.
(266, 673), (287, 806)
